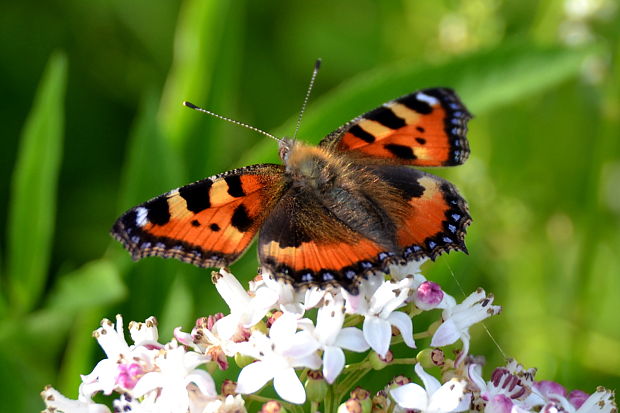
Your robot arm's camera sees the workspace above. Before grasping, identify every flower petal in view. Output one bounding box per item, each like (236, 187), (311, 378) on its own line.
(576, 388), (616, 413)
(236, 361), (273, 395)
(391, 382), (429, 410)
(269, 312), (298, 341)
(41, 386), (111, 413)
(273, 367), (306, 404)
(415, 363), (441, 395)
(214, 268), (250, 314)
(185, 370), (217, 398)
(427, 378), (467, 413)
(282, 331), (320, 358)
(334, 327), (369, 352)
(430, 318), (461, 347)
(388, 311), (416, 349)
(363, 316), (391, 357)
(323, 346), (345, 384)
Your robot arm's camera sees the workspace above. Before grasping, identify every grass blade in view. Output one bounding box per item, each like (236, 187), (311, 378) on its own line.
(7, 52), (67, 313)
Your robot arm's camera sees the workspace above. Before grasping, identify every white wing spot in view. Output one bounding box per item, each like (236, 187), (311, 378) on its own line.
(135, 207), (149, 227)
(416, 92), (439, 106)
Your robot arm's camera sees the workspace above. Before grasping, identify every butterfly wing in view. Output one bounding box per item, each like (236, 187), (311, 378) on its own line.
(258, 187), (394, 294)
(112, 164), (286, 268)
(320, 88), (471, 166)
(369, 165), (471, 260)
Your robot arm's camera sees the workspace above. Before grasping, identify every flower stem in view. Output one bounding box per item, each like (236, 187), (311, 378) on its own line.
(334, 366), (372, 401)
(413, 330), (432, 339)
(389, 357), (418, 365)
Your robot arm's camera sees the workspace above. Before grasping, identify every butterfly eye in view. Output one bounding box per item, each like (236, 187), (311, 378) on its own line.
(279, 138), (292, 162)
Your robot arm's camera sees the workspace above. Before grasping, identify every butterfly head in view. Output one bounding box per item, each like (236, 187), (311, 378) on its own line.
(278, 137), (295, 163)
(280, 139), (345, 193)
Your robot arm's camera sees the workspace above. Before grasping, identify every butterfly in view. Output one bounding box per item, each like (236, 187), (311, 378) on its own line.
(112, 87), (472, 294)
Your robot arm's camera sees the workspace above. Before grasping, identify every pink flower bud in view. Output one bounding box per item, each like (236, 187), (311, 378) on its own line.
(415, 281), (444, 310)
(568, 389), (590, 409)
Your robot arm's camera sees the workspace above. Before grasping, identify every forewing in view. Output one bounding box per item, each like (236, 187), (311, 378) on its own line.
(112, 164), (286, 268)
(320, 88), (471, 166)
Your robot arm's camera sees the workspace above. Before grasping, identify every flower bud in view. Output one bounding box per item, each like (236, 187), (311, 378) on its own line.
(350, 387), (371, 413)
(416, 348), (445, 368)
(260, 400), (287, 413)
(305, 370), (328, 402)
(221, 379), (237, 396)
(415, 281), (444, 310)
(372, 391), (388, 413)
(568, 390), (590, 409)
(369, 350), (393, 370)
(389, 375), (410, 388)
(337, 398), (362, 413)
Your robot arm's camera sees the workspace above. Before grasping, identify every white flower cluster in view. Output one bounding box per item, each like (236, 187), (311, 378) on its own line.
(41, 264), (615, 413)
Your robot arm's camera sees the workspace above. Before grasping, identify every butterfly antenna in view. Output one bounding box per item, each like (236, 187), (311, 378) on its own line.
(183, 101), (283, 143)
(292, 58), (322, 140)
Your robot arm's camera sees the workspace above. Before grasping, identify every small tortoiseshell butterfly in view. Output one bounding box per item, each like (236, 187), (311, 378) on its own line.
(112, 87), (472, 294)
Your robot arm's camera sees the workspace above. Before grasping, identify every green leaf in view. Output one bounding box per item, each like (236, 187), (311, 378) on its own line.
(159, 0), (240, 153)
(240, 43), (596, 165)
(45, 259), (126, 312)
(7, 52), (67, 313)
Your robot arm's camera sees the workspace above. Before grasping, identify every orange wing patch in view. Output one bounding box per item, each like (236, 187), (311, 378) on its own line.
(257, 191), (397, 294)
(369, 165), (471, 261)
(396, 175), (470, 259)
(321, 88), (471, 167)
(111, 164), (285, 268)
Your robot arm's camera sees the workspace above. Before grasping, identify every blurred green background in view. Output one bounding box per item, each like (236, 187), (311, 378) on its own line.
(1, 0), (619, 410)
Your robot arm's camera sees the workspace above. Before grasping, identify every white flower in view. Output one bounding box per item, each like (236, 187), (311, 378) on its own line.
(184, 383), (247, 413)
(431, 288), (501, 358)
(175, 317), (238, 371)
(298, 293), (369, 383)
(391, 363), (470, 413)
(235, 312), (321, 404)
(213, 268), (279, 338)
(345, 276), (416, 357)
(41, 386), (111, 413)
(79, 315), (163, 400)
(468, 359), (548, 412)
(253, 269), (306, 315)
(572, 388), (617, 413)
(132, 340), (216, 413)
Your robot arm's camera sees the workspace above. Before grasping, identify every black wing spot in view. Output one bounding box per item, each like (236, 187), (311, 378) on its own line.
(365, 107), (406, 129)
(145, 196), (171, 225)
(231, 204), (253, 232)
(415, 137), (426, 145)
(210, 223), (221, 232)
(416, 126), (425, 133)
(225, 175), (245, 198)
(348, 124), (376, 143)
(384, 144), (417, 160)
(179, 180), (212, 213)
(399, 94), (433, 114)
(191, 219), (201, 227)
